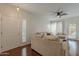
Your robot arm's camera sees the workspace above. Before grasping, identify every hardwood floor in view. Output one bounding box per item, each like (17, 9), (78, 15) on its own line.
(0, 44), (41, 56)
(68, 40), (79, 56)
(0, 40), (79, 56)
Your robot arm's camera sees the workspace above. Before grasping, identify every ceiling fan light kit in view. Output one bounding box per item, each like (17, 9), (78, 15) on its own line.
(57, 15), (61, 18)
(52, 8), (68, 18)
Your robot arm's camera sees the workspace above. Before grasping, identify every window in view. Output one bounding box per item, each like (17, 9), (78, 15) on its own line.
(50, 22), (56, 35)
(68, 24), (76, 39)
(56, 22), (63, 34)
(50, 21), (63, 35)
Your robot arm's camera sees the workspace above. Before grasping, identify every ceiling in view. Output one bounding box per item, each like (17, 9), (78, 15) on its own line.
(12, 3), (79, 19)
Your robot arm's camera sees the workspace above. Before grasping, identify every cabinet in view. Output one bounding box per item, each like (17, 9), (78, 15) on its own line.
(0, 4), (28, 53)
(0, 14), (21, 52)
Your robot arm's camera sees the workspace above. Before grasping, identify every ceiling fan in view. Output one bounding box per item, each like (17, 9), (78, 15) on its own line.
(52, 8), (68, 18)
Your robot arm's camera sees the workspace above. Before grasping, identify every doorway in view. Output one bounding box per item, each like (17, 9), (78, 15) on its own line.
(67, 24), (77, 40)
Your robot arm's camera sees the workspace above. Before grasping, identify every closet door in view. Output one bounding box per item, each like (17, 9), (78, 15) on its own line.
(0, 16), (1, 52)
(1, 15), (21, 51)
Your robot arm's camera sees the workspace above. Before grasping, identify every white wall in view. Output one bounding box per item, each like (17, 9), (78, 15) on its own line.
(30, 14), (51, 35)
(63, 16), (79, 40)
(30, 13), (79, 40)
(0, 4), (32, 51)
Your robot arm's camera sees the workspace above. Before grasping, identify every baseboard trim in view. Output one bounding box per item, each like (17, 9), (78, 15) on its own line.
(1, 41), (31, 53)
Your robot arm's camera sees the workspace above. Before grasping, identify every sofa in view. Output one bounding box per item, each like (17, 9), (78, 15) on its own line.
(31, 32), (65, 56)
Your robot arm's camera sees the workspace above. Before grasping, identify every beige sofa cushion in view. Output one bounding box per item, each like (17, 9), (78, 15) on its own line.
(34, 32), (59, 41)
(35, 32), (44, 38)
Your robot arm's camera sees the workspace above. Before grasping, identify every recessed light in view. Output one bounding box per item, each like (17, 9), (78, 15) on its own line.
(17, 8), (19, 11)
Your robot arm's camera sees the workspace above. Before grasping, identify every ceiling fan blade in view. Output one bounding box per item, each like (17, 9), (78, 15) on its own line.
(62, 13), (68, 15)
(60, 11), (63, 13)
(49, 7), (68, 18)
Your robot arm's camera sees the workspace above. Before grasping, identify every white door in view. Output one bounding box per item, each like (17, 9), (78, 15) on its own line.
(67, 24), (77, 40)
(0, 15), (1, 52)
(21, 19), (27, 43)
(1, 15), (20, 51)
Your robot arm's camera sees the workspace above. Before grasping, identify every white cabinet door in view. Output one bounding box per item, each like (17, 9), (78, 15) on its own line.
(1, 15), (20, 51)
